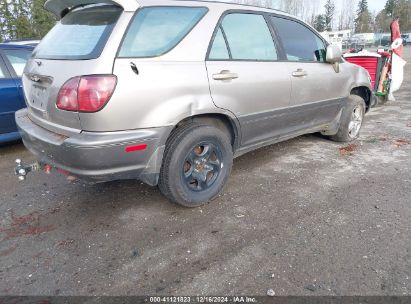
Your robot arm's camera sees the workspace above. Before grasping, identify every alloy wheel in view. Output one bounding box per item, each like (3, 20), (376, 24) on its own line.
(182, 142), (223, 192)
(348, 105), (364, 139)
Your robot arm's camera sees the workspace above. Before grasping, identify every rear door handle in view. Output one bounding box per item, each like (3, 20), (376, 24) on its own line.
(130, 62), (139, 75)
(213, 70), (239, 81)
(292, 69), (308, 77)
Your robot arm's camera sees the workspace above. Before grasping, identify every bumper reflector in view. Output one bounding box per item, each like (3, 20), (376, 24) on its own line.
(125, 144), (148, 153)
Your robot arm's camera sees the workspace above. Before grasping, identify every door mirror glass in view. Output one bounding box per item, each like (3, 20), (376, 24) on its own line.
(326, 45), (342, 63)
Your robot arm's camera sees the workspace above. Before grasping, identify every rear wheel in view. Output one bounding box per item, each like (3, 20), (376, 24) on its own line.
(159, 123), (233, 208)
(330, 95), (366, 143)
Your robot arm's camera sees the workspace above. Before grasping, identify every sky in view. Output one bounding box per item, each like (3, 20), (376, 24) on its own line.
(320, 0), (387, 13)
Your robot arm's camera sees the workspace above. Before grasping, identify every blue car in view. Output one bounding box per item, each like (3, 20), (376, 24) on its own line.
(0, 44), (34, 143)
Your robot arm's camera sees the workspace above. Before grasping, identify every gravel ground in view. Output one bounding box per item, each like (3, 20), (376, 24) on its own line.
(0, 48), (410, 297)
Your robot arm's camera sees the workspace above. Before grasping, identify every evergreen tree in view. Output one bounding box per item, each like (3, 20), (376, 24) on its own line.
(0, 0), (56, 41)
(324, 0), (336, 31)
(13, 0), (37, 39)
(375, 9), (390, 32)
(355, 0), (372, 33)
(313, 14), (327, 32)
(0, 0), (15, 41)
(376, 0), (411, 32)
(32, 0), (56, 38)
(384, 0), (396, 18)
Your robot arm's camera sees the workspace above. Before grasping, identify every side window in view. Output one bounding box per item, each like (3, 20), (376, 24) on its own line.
(119, 7), (208, 58)
(209, 13), (278, 61)
(3, 49), (32, 77)
(271, 17), (326, 62)
(209, 27), (230, 60)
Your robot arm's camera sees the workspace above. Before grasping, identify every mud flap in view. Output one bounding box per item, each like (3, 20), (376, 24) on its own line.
(139, 145), (165, 186)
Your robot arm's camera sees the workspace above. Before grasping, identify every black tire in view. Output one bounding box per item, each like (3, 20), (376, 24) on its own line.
(159, 123), (233, 208)
(330, 95), (366, 143)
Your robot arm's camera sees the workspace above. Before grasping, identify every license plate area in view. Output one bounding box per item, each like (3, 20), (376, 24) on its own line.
(30, 85), (49, 111)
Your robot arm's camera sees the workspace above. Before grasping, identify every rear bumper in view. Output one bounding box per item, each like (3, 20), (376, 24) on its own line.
(16, 109), (173, 185)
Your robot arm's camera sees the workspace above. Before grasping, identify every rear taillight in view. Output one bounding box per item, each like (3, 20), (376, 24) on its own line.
(56, 77), (80, 111)
(57, 75), (117, 113)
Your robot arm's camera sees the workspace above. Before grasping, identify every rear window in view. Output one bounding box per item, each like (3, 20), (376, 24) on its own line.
(33, 5), (122, 60)
(118, 7), (208, 58)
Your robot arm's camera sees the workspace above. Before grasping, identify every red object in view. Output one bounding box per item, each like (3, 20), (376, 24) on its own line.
(57, 75), (117, 112)
(125, 144), (148, 153)
(56, 77), (80, 111)
(56, 168), (71, 176)
(377, 51), (391, 58)
(391, 20), (401, 42)
(345, 56), (379, 89)
(43, 164), (52, 174)
(391, 19), (403, 57)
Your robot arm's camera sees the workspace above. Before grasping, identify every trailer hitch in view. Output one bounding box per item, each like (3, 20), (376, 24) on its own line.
(15, 159), (43, 181)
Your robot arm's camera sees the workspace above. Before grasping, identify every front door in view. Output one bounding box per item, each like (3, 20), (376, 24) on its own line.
(206, 12), (292, 148)
(270, 16), (350, 130)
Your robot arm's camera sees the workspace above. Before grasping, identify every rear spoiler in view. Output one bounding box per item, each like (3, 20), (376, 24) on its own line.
(44, 0), (139, 18)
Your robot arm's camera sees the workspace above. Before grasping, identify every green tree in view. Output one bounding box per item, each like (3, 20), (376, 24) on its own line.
(0, 0), (12, 41)
(324, 0), (336, 31)
(384, 0), (396, 18)
(355, 0), (372, 32)
(392, 0), (411, 32)
(15, 15), (35, 39)
(375, 9), (390, 32)
(313, 14), (327, 32)
(375, 0), (411, 33)
(13, 0), (37, 39)
(0, 0), (55, 41)
(32, 0), (56, 38)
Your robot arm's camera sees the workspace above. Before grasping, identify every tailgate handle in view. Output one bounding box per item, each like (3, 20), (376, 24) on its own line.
(213, 70), (238, 81)
(292, 69), (308, 77)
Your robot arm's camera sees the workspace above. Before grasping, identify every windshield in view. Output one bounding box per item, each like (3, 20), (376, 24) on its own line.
(33, 5), (122, 60)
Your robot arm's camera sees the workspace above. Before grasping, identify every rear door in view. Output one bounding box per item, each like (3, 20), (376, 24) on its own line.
(206, 12), (291, 147)
(0, 49), (27, 135)
(270, 16), (350, 130)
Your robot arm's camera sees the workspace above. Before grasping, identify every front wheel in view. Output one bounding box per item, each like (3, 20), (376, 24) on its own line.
(329, 95), (366, 143)
(159, 123), (233, 208)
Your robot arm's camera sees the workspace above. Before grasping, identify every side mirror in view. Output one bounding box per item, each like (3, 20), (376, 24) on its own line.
(326, 45), (342, 73)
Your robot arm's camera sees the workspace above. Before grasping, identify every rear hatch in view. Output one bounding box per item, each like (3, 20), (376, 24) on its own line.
(23, 2), (125, 135)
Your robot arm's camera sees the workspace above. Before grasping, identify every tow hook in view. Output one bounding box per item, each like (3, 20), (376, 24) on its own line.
(15, 159), (42, 181)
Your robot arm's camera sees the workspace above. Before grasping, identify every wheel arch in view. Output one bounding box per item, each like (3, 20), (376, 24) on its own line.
(171, 113), (241, 152)
(350, 86), (373, 112)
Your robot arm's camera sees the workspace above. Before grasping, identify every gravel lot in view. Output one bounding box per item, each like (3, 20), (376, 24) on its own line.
(0, 48), (410, 297)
